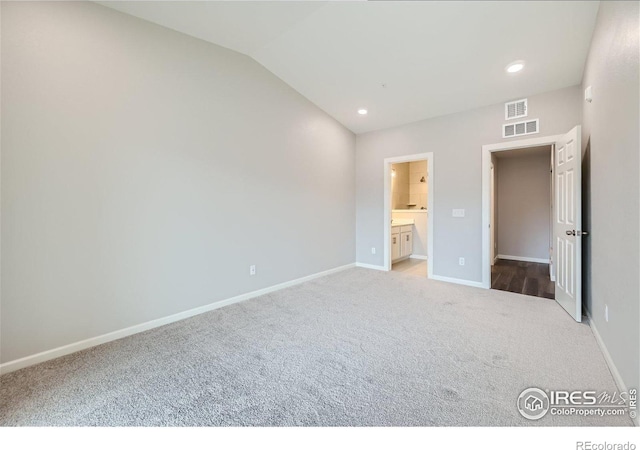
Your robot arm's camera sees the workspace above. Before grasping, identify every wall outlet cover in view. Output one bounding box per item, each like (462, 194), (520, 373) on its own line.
(585, 86), (593, 103)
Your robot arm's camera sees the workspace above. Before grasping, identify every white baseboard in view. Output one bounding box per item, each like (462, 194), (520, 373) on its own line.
(587, 313), (638, 426)
(0, 263), (356, 375)
(409, 254), (428, 260)
(355, 262), (387, 271)
(497, 254), (550, 264)
(430, 274), (485, 289)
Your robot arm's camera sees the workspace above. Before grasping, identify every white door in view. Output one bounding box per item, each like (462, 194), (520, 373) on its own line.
(553, 126), (582, 322)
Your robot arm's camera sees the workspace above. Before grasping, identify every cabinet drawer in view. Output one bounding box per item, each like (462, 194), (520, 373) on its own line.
(400, 225), (413, 233)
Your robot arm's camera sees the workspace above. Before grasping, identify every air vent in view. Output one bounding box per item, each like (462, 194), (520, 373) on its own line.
(505, 98), (528, 120)
(504, 124), (515, 137)
(502, 119), (539, 138)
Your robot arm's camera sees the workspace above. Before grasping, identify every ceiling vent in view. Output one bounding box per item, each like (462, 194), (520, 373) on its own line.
(503, 119), (539, 138)
(505, 98), (528, 120)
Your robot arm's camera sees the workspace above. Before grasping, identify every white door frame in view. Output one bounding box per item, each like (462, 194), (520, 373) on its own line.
(481, 135), (562, 289)
(490, 162), (496, 265)
(383, 152), (434, 276)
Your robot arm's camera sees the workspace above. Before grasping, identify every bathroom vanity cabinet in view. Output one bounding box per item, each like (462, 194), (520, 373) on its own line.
(391, 225), (413, 262)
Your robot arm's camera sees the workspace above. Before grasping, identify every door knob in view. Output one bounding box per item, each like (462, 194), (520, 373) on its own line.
(565, 230), (589, 236)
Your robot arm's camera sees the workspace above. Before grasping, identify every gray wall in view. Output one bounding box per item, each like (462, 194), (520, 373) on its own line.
(581, 1), (639, 393)
(496, 151), (551, 261)
(356, 86), (581, 281)
(1, 2), (355, 363)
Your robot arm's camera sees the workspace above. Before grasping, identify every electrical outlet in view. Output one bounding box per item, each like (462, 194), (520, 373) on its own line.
(249, 265), (256, 276)
(459, 257), (465, 266)
(605, 304), (609, 322)
(371, 247), (376, 255)
(585, 86), (593, 103)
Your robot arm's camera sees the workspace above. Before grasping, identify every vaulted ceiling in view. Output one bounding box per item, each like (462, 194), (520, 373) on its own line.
(99, 1), (599, 134)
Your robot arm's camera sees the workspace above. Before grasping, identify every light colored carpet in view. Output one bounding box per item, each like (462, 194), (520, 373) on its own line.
(0, 268), (631, 426)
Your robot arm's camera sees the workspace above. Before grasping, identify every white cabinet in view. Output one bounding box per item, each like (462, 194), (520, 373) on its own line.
(391, 232), (401, 261)
(391, 225), (413, 262)
(401, 230), (413, 257)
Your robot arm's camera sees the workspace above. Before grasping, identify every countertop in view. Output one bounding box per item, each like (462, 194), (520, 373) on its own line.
(391, 219), (414, 227)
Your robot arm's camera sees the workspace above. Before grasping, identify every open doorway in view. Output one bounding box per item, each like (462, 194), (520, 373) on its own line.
(383, 153), (434, 278)
(390, 160), (428, 277)
(490, 146), (554, 299)
(482, 127), (584, 322)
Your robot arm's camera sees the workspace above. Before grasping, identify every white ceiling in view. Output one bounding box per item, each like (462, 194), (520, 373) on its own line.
(98, 1), (599, 134)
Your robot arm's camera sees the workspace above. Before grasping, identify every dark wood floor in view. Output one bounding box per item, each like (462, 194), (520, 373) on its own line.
(491, 259), (555, 299)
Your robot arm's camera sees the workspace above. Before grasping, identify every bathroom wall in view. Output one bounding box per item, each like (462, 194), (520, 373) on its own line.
(391, 162), (410, 209)
(392, 161), (428, 211)
(408, 160), (428, 210)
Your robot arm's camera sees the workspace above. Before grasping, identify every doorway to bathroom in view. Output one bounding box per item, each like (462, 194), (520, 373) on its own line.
(383, 153), (434, 278)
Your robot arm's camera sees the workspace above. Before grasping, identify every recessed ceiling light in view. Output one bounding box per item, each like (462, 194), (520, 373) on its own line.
(506, 60), (525, 73)
(358, 108), (368, 115)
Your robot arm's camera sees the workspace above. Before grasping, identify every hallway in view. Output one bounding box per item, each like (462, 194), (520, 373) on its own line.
(491, 259), (554, 299)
